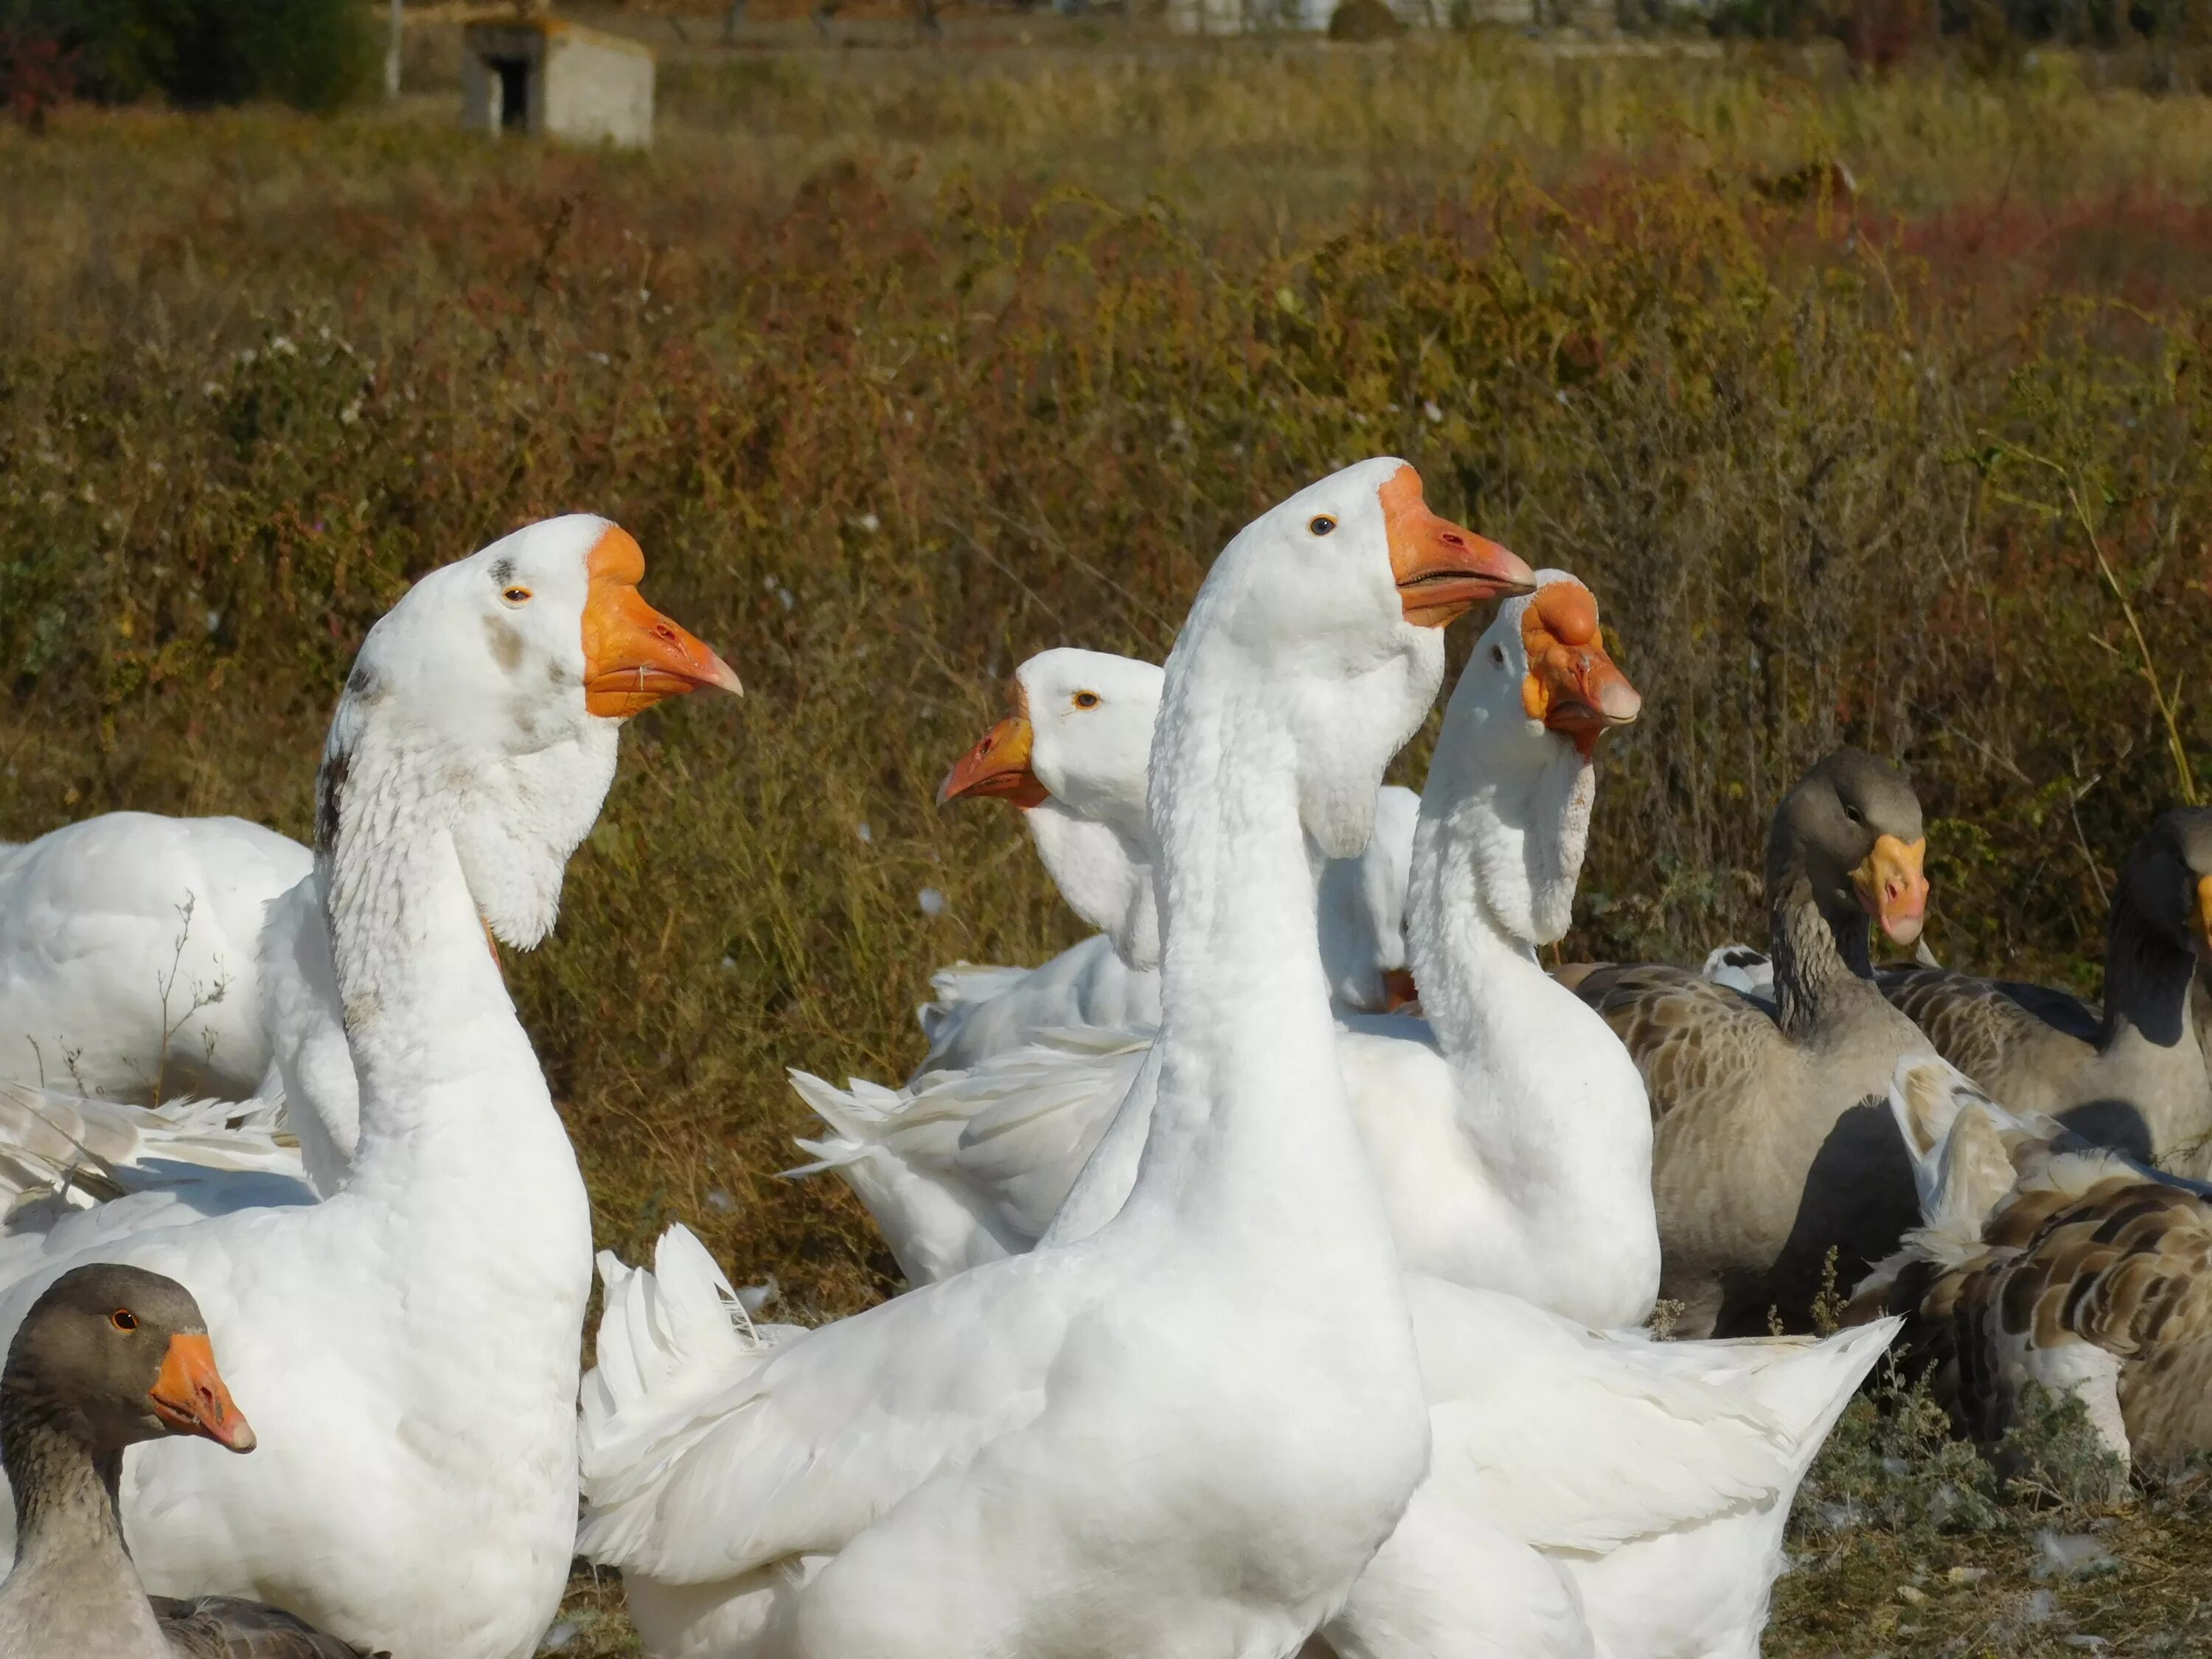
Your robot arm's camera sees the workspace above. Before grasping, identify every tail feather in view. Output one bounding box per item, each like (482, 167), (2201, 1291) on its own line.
(1885, 1056), (2076, 1252)
(587, 1225), (758, 1423)
(925, 961), (1029, 1013)
(0, 1082), (299, 1210)
(783, 1063), (1022, 1284)
(580, 1225), (791, 1557)
(784, 1070), (911, 1152)
(1734, 1317), (1900, 1480)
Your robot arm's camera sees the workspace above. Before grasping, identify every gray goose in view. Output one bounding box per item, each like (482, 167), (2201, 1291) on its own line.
(0, 1265), (380, 1659)
(1879, 807), (2212, 1172)
(1848, 1058), (2212, 1478)
(1574, 749), (1936, 1338)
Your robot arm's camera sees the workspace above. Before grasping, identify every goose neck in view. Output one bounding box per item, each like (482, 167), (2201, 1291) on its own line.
(0, 1389), (131, 1585)
(1406, 741), (1589, 1034)
(1026, 803), (1158, 969)
(1767, 870), (1873, 1035)
(321, 725), (531, 1112)
(316, 721), (578, 1216)
(1406, 773), (1655, 1270)
(1407, 808), (1542, 1061)
(2102, 896), (2199, 1053)
(1130, 674), (1371, 1245)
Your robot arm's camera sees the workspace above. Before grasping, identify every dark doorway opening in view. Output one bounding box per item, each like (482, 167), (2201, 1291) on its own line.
(490, 57), (530, 131)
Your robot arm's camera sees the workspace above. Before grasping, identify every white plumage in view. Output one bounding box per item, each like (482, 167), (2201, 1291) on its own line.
(0, 515), (741, 1659)
(580, 458), (1515, 1658)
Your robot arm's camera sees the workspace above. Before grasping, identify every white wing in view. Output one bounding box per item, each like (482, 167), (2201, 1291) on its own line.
(580, 1225), (1077, 1586)
(1405, 1276), (1896, 1551)
(910, 935), (1160, 1080)
(789, 1026), (1151, 1284)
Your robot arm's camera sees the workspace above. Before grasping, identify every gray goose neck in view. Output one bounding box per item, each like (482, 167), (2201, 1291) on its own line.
(0, 1382), (135, 1589)
(2101, 894), (2197, 1051)
(1767, 869), (1873, 1037)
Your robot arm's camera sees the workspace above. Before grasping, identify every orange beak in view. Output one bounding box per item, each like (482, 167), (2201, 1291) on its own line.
(2192, 872), (2212, 961)
(1382, 465), (1537, 628)
(1379, 967), (1421, 1014)
(147, 1332), (256, 1453)
(938, 714), (1048, 809)
(581, 527), (744, 718)
(1517, 580), (1642, 758)
(1851, 833), (1930, 949)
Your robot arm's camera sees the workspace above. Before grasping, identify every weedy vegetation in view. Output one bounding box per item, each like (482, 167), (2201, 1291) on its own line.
(4, 25), (2211, 1654)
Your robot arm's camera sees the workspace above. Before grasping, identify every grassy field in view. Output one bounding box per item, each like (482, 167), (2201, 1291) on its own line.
(5, 22), (2212, 1655)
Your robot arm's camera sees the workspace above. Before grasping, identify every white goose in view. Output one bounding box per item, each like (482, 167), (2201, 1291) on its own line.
(0, 815), (310, 1102)
(1287, 572), (1660, 1322)
(796, 664), (1419, 1285)
(0, 517), (741, 1659)
(802, 574), (1656, 1326)
(782, 566), (1893, 1656)
(917, 650), (1419, 1079)
(1326, 1278), (1895, 1659)
(913, 648), (1168, 1079)
(1041, 573), (1898, 1658)
(580, 457), (1531, 1658)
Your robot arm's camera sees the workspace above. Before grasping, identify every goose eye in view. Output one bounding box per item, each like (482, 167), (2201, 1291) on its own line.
(1490, 644), (1507, 667)
(1309, 515), (1337, 536)
(1073, 692), (1101, 709)
(110, 1309), (138, 1333)
(501, 586), (533, 607)
(1843, 803), (1863, 825)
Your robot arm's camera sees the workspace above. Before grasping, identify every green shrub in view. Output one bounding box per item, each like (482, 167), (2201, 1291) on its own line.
(1328, 0), (1405, 38)
(0, 0), (375, 112)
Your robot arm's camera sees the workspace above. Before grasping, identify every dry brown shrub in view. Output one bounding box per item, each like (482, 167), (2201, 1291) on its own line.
(1, 46), (2208, 1310)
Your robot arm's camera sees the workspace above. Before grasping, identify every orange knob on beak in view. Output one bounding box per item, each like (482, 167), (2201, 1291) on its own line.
(147, 1332), (256, 1453)
(2193, 872), (2212, 961)
(1851, 833), (1930, 949)
(580, 527), (743, 718)
(1517, 580), (1641, 757)
(1382, 465), (1537, 627)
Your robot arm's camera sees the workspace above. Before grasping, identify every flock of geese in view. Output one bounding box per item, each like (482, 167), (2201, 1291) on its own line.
(0, 459), (2208, 1658)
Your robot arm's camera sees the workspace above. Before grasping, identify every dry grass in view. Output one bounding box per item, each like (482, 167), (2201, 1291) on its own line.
(4, 32), (2212, 1652)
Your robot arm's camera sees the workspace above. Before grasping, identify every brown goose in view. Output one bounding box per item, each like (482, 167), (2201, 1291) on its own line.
(0, 1265), (380, 1659)
(1880, 807), (2212, 1172)
(1851, 1058), (2212, 1477)
(1574, 749), (1935, 1338)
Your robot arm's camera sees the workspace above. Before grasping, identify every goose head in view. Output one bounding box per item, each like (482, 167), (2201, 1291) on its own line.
(938, 650), (1166, 966)
(1172, 458), (1534, 859)
(938, 650), (1164, 849)
(1421, 571), (1640, 946)
(318, 516), (742, 948)
(2118, 807), (2212, 966)
(4, 1264), (255, 1458)
(1767, 748), (1928, 950)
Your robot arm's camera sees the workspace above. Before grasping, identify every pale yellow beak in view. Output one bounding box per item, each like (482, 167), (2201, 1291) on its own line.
(1852, 832), (1930, 948)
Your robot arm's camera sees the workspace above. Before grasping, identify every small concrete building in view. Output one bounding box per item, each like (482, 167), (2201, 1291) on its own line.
(462, 18), (653, 149)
